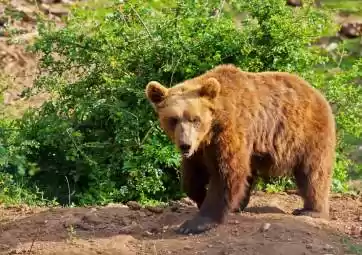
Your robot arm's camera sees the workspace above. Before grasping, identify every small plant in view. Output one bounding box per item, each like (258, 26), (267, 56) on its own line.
(66, 224), (77, 244)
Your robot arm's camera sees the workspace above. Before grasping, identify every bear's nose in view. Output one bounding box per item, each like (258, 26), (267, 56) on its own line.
(179, 143), (191, 153)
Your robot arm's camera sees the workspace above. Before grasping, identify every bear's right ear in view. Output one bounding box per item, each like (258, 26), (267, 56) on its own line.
(145, 81), (169, 105)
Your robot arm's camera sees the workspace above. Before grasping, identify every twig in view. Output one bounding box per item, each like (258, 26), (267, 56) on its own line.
(66, 128), (98, 167)
(169, 52), (183, 86)
(65, 175), (71, 206)
(216, 0), (226, 19)
(152, 241), (158, 255)
(28, 228), (40, 254)
(140, 125), (155, 146)
(129, 5), (154, 40)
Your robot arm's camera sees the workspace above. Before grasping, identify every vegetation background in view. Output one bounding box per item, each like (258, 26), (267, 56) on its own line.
(0, 0), (361, 207)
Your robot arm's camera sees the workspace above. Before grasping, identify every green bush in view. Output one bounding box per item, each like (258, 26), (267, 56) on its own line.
(1, 0), (361, 205)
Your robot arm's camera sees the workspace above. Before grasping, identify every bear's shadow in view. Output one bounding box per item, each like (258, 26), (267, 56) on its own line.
(243, 205), (287, 214)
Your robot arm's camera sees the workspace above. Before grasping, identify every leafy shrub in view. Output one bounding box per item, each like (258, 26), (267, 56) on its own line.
(0, 119), (58, 205)
(2, 0), (360, 205)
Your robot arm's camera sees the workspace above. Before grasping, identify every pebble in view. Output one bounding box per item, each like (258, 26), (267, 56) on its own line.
(180, 197), (197, 207)
(138, 211), (147, 217)
(170, 205), (181, 212)
(260, 223), (271, 232)
(254, 191), (265, 196)
(144, 230), (153, 236)
(323, 244), (334, 252)
(162, 225), (169, 233)
(350, 225), (362, 236)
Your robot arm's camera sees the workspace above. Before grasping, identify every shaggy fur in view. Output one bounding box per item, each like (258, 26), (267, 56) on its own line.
(145, 64), (336, 235)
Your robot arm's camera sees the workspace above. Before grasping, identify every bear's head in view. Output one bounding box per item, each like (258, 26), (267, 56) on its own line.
(145, 77), (221, 158)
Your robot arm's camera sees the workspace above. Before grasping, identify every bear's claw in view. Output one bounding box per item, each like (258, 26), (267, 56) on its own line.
(292, 208), (329, 219)
(176, 215), (219, 235)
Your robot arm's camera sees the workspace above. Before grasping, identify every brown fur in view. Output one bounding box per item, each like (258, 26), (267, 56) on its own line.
(145, 64), (336, 235)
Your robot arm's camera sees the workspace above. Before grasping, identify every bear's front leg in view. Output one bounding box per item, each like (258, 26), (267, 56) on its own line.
(177, 175), (226, 235)
(177, 139), (251, 235)
(181, 152), (210, 209)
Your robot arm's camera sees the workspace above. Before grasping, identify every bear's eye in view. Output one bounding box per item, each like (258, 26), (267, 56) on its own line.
(191, 116), (201, 125)
(168, 117), (179, 127)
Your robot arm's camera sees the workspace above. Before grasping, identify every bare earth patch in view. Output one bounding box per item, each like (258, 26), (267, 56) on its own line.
(0, 193), (361, 255)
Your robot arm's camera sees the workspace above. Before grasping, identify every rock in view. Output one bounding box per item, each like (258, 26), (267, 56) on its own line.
(331, 193), (342, 198)
(350, 225), (362, 236)
(358, 215), (362, 221)
(145, 210), (153, 216)
(146, 205), (164, 214)
(150, 227), (160, 234)
(126, 201), (142, 210)
(254, 190), (265, 196)
(40, 3), (69, 17)
(41, 0), (61, 4)
(0, 17), (6, 27)
(162, 225), (169, 232)
(11, 5), (37, 22)
(63, 219), (79, 228)
(180, 197), (197, 207)
(323, 244), (334, 252)
(338, 22), (362, 39)
(184, 246), (192, 250)
(260, 223), (271, 232)
(231, 229), (239, 236)
(144, 230), (153, 236)
(138, 211), (147, 217)
(106, 202), (127, 208)
(170, 205), (181, 212)
(82, 213), (103, 224)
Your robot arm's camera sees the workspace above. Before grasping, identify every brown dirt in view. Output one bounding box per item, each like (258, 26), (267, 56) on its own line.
(0, 193), (361, 255)
(0, 0), (65, 118)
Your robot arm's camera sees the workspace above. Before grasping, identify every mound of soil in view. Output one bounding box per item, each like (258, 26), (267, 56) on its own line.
(0, 193), (361, 255)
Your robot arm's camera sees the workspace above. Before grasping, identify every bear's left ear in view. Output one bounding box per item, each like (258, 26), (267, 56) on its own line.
(199, 77), (221, 100)
(145, 81), (169, 105)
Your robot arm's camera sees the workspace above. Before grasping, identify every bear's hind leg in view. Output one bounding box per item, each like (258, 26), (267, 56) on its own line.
(292, 149), (333, 219)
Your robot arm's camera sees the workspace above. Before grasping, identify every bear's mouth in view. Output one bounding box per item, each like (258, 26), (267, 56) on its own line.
(181, 151), (190, 157)
(180, 149), (193, 158)
(179, 144), (192, 156)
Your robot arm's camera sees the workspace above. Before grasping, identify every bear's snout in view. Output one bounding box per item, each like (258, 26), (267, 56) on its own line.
(179, 143), (191, 154)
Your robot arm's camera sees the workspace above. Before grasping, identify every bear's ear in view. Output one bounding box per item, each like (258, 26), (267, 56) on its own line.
(145, 81), (169, 105)
(199, 77), (220, 100)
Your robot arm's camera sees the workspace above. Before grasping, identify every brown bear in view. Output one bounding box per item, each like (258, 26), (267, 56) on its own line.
(145, 64), (336, 235)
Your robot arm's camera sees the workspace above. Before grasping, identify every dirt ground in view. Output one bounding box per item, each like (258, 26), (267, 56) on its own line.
(0, 192), (361, 255)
